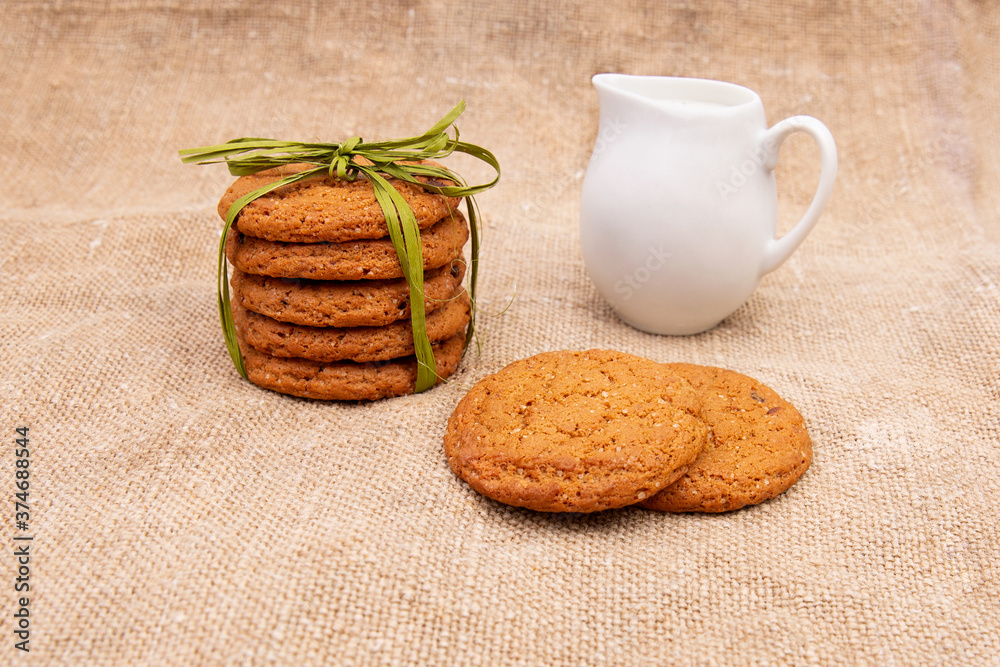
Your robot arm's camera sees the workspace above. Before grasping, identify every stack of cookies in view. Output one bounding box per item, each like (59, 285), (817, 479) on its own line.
(444, 350), (813, 513)
(220, 163), (471, 401)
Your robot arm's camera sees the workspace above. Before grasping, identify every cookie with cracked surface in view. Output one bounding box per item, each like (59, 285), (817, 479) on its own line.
(232, 289), (470, 363)
(639, 363), (812, 513)
(237, 331), (466, 401)
(218, 162), (461, 243)
(230, 258), (465, 328)
(225, 210), (469, 280)
(444, 350), (709, 513)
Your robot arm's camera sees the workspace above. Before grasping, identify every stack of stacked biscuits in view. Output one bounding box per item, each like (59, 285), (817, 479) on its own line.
(219, 163), (471, 401)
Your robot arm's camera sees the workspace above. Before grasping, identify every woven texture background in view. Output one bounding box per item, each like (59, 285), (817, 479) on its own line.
(2, 1), (998, 664)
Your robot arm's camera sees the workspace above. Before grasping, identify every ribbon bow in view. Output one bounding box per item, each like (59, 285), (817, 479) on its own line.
(179, 101), (500, 393)
(328, 136), (362, 180)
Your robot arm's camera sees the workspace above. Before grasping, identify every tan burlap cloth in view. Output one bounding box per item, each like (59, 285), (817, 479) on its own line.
(1, 1), (998, 664)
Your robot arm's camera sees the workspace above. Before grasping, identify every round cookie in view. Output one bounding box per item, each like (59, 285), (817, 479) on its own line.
(230, 259), (465, 328)
(218, 162), (462, 243)
(639, 363), (812, 513)
(444, 350), (709, 513)
(237, 332), (466, 401)
(225, 210), (469, 280)
(232, 290), (471, 363)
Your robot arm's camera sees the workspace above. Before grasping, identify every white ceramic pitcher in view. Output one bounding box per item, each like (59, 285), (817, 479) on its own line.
(580, 74), (837, 335)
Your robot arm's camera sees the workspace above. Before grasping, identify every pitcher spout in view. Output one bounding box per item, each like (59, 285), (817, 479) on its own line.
(591, 73), (648, 120)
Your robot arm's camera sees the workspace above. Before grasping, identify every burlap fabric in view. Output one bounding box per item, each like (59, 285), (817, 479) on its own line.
(2, 1), (998, 664)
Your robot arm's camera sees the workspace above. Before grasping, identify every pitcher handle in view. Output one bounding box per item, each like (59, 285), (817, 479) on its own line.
(759, 115), (838, 276)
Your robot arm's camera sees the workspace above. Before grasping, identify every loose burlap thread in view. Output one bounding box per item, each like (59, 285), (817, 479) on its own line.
(1, 1), (998, 665)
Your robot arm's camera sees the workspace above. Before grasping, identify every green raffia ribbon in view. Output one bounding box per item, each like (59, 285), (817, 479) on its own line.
(179, 100), (499, 393)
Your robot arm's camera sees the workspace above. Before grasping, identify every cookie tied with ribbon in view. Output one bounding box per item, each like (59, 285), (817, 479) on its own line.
(180, 101), (499, 398)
